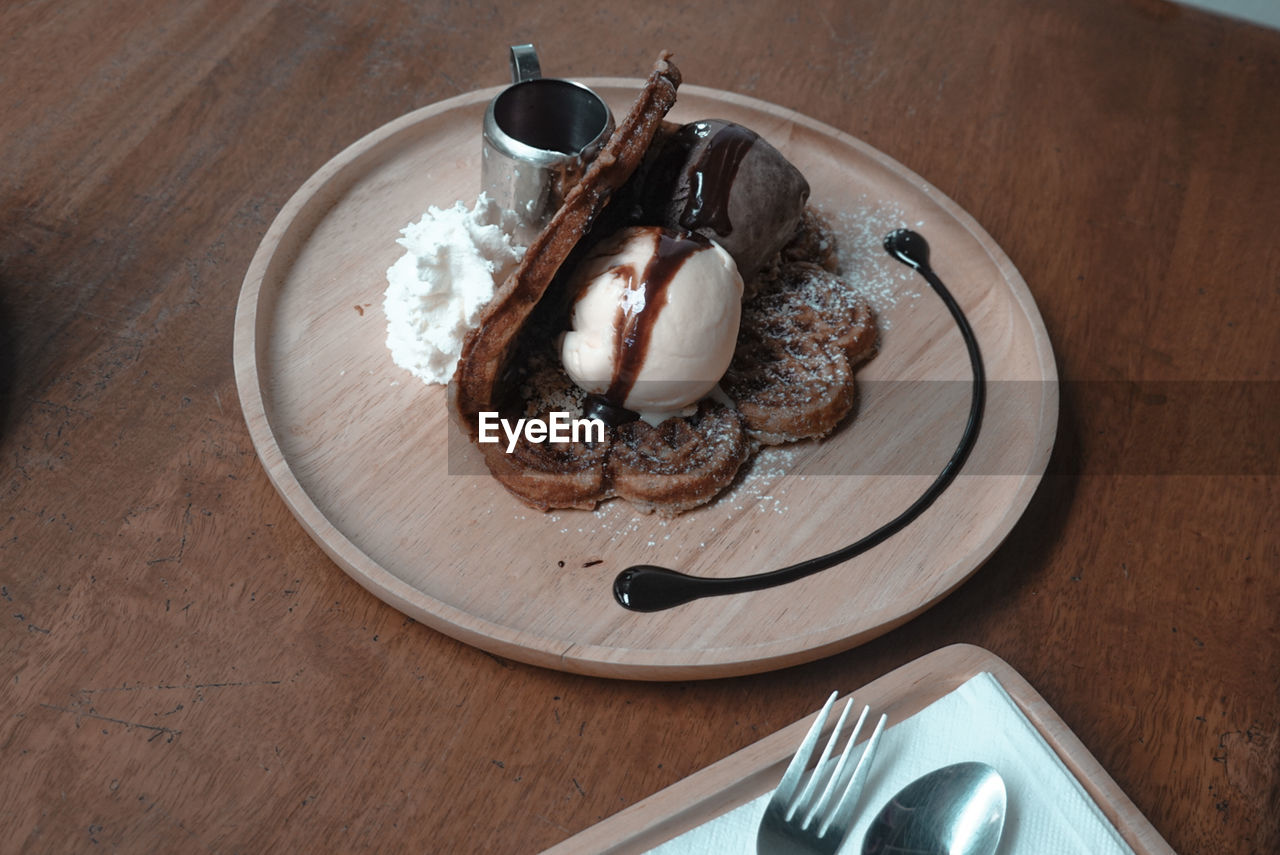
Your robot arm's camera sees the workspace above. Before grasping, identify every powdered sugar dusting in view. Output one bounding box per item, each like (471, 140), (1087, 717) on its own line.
(501, 200), (916, 530)
(713, 444), (802, 516)
(822, 198), (922, 327)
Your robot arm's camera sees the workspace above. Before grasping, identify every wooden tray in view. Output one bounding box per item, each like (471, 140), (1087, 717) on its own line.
(542, 645), (1173, 854)
(234, 81), (1057, 679)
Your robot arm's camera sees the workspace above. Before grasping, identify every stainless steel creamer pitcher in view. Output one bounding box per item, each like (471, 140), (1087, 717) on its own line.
(481, 44), (615, 244)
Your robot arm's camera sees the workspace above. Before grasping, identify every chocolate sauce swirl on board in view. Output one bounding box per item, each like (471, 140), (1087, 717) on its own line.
(613, 230), (987, 612)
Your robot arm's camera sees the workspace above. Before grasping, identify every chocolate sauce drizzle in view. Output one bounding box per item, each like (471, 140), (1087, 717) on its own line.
(583, 394), (637, 428)
(600, 229), (708, 413)
(675, 121), (756, 237)
(612, 229), (987, 612)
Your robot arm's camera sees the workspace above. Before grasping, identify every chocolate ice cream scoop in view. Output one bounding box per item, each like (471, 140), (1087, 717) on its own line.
(638, 119), (809, 281)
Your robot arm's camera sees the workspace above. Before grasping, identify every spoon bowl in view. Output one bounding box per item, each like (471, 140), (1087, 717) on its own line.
(862, 762), (1006, 855)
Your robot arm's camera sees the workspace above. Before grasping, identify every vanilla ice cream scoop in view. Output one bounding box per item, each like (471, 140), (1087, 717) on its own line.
(560, 226), (743, 424)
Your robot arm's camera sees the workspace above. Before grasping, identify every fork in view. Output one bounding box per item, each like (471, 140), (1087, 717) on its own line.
(756, 692), (887, 855)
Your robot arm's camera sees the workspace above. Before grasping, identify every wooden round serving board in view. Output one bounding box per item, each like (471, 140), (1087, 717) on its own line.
(233, 80), (1057, 680)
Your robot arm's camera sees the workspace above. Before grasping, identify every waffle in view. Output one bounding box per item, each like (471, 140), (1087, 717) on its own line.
(449, 53), (878, 515)
(724, 261), (877, 445)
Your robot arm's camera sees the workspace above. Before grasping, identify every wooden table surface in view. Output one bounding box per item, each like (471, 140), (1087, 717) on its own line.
(2, 1), (1276, 853)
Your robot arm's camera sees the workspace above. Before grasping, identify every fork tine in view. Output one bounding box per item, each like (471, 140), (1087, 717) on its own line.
(803, 703), (870, 826)
(789, 698), (854, 820)
(760, 698), (885, 855)
(773, 691), (838, 805)
(818, 712), (887, 837)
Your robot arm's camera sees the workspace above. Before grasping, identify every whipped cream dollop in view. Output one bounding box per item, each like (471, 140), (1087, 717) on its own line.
(559, 226), (743, 425)
(383, 193), (525, 384)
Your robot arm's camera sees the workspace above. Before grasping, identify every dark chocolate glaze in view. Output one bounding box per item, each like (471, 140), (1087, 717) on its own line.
(637, 120), (758, 237)
(612, 230), (987, 612)
(674, 121), (756, 237)
(583, 394), (637, 428)
(602, 229), (708, 409)
(633, 118), (806, 281)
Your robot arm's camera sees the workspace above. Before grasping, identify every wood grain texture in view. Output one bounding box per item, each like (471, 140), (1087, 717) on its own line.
(1, 1), (1276, 853)
(232, 81), (1056, 678)
(547, 645), (1173, 854)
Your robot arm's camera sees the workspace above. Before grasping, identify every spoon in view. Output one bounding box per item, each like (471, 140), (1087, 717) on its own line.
(861, 762), (1007, 855)
(612, 229), (985, 612)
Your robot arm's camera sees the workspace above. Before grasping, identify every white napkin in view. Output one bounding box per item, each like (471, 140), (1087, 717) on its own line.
(645, 672), (1135, 854)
